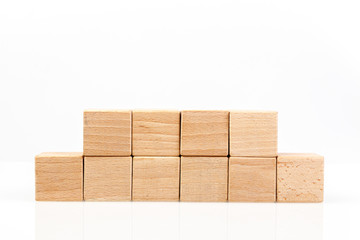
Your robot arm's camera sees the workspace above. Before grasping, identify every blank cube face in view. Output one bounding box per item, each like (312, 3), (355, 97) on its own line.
(83, 110), (131, 156)
(277, 153), (324, 202)
(132, 157), (180, 201)
(181, 111), (229, 156)
(84, 157), (132, 201)
(230, 111), (277, 157)
(229, 157), (276, 202)
(180, 157), (228, 202)
(132, 111), (180, 156)
(35, 152), (83, 201)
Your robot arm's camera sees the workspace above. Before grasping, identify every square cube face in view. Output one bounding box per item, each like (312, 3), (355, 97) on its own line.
(229, 157), (276, 202)
(35, 152), (83, 201)
(180, 157), (228, 202)
(277, 153), (324, 202)
(230, 111), (277, 157)
(84, 157), (132, 201)
(83, 110), (131, 156)
(181, 111), (229, 156)
(132, 111), (180, 156)
(132, 157), (180, 201)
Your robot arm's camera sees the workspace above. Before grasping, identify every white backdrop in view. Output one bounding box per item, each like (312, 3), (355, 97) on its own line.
(1, 0), (359, 163)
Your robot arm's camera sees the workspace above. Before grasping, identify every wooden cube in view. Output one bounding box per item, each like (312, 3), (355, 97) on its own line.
(180, 157), (228, 202)
(230, 111), (277, 157)
(181, 111), (229, 156)
(277, 153), (324, 202)
(228, 157), (276, 202)
(132, 110), (180, 156)
(84, 157), (132, 201)
(132, 157), (180, 201)
(35, 152), (83, 201)
(83, 110), (131, 156)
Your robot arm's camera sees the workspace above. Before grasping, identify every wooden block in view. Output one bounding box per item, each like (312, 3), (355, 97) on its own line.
(228, 157), (276, 202)
(84, 157), (132, 201)
(83, 110), (131, 156)
(277, 153), (324, 202)
(180, 157), (228, 202)
(181, 111), (229, 156)
(132, 157), (180, 201)
(35, 152), (83, 201)
(132, 110), (180, 156)
(230, 111), (277, 157)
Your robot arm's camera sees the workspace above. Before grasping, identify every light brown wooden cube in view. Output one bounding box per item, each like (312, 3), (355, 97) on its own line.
(132, 110), (180, 156)
(132, 157), (180, 201)
(230, 111), (277, 157)
(84, 157), (132, 201)
(180, 157), (228, 202)
(229, 157), (276, 202)
(83, 110), (131, 156)
(277, 153), (324, 202)
(35, 152), (83, 201)
(181, 111), (229, 156)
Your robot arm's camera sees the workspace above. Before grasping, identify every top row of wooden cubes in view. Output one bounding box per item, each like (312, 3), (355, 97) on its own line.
(83, 110), (278, 157)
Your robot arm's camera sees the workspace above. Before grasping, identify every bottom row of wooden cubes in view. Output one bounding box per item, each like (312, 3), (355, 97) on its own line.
(35, 153), (323, 202)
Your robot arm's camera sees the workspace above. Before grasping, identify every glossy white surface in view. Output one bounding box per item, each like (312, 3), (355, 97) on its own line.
(0, 162), (359, 240)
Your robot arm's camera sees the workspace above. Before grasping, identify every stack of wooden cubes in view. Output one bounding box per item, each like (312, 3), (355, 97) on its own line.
(35, 110), (324, 202)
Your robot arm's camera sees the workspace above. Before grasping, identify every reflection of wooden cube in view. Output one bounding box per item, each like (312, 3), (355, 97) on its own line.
(181, 111), (229, 156)
(35, 152), (83, 201)
(132, 110), (180, 156)
(277, 153), (324, 202)
(83, 110), (131, 156)
(132, 157), (180, 201)
(228, 157), (276, 202)
(180, 157), (228, 202)
(230, 111), (277, 157)
(84, 157), (132, 201)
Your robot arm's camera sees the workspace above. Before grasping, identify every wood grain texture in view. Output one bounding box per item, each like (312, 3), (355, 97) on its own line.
(132, 157), (180, 201)
(180, 157), (228, 202)
(230, 111), (277, 157)
(229, 157), (276, 202)
(83, 110), (131, 156)
(132, 110), (180, 156)
(277, 153), (324, 202)
(181, 111), (229, 156)
(84, 157), (132, 201)
(35, 152), (83, 201)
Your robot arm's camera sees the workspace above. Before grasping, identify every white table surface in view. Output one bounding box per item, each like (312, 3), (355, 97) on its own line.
(0, 161), (359, 240)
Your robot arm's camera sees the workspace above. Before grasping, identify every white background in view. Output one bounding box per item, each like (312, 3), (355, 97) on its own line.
(1, 1), (360, 240)
(1, 0), (360, 164)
